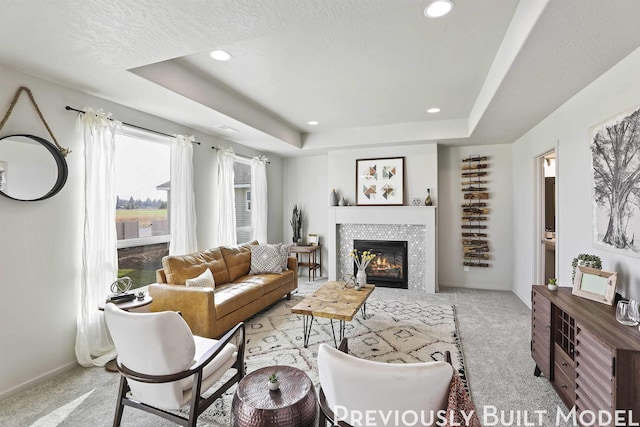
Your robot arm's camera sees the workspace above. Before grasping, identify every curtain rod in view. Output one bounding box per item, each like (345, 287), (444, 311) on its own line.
(215, 146), (271, 164)
(66, 105), (270, 163)
(65, 106), (205, 146)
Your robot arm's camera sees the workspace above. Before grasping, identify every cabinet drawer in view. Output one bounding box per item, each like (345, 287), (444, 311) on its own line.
(554, 343), (575, 379)
(552, 360), (575, 408)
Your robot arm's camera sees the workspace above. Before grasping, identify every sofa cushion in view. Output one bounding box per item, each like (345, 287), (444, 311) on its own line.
(220, 241), (257, 282)
(249, 244), (284, 274)
(214, 281), (265, 319)
(185, 268), (215, 288)
(163, 248), (229, 286)
(233, 270), (295, 295)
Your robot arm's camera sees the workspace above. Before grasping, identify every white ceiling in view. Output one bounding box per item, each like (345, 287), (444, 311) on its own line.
(2, 0), (640, 156)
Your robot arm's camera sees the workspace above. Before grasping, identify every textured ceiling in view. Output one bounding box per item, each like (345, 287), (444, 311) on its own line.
(1, 1), (640, 156)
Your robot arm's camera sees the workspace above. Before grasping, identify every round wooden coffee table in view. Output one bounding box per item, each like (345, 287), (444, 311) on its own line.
(231, 365), (317, 427)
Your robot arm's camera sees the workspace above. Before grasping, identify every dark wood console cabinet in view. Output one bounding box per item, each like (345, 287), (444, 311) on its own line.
(531, 286), (640, 425)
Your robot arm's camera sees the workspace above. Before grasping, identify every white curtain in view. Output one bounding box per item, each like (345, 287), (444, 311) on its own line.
(75, 108), (120, 367)
(216, 147), (237, 246)
(169, 135), (198, 255)
(251, 155), (268, 243)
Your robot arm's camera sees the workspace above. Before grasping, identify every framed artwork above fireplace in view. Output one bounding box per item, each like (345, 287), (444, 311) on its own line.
(355, 156), (404, 206)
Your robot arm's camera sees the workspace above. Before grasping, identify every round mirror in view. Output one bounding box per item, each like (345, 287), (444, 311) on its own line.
(0, 134), (68, 201)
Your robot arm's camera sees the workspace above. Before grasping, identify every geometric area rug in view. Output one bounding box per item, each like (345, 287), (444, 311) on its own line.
(198, 294), (469, 426)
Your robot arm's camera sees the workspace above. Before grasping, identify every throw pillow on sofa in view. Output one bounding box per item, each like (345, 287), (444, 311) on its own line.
(185, 268), (215, 288)
(280, 243), (292, 270)
(250, 244), (284, 274)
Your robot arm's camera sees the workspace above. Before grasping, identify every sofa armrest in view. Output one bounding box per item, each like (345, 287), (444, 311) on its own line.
(148, 284), (217, 338)
(156, 268), (167, 283)
(287, 256), (298, 273)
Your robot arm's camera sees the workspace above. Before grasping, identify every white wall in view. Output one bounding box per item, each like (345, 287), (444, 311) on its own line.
(512, 46), (640, 306)
(0, 65), (283, 398)
(438, 144), (513, 290)
(282, 155), (329, 275)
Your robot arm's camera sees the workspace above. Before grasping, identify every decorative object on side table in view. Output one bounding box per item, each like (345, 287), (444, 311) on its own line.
(547, 278), (558, 291)
(424, 188), (433, 206)
(106, 276), (135, 303)
(411, 197), (422, 206)
(290, 204), (302, 244)
(268, 373), (280, 391)
(307, 233), (319, 246)
(349, 249), (376, 290)
(571, 253), (602, 282)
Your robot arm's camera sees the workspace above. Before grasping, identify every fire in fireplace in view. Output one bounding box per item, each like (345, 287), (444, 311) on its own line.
(353, 239), (408, 289)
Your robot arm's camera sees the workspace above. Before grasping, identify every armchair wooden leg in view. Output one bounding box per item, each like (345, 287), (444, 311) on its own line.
(113, 376), (129, 427)
(319, 409), (327, 426)
(286, 292), (291, 300)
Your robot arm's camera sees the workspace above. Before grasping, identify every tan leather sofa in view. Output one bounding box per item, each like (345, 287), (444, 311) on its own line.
(149, 241), (297, 338)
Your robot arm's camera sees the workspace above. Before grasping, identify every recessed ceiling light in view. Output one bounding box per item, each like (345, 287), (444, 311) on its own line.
(210, 50), (232, 61)
(307, 121), (319, 125)
(424, 0), (454, 18)
(427, 107), (441, 113)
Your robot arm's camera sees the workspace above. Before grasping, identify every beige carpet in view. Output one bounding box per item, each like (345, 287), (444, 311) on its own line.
(199, 293), (467, 425)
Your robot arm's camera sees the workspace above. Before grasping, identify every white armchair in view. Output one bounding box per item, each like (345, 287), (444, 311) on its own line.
(317, 340), (453, 427)
(104, 303), (245, 427)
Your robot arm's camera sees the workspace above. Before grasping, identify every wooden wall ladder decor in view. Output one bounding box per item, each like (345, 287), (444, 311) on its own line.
(462, 156), (490, 268)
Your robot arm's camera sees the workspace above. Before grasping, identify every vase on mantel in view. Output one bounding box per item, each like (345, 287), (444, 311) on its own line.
(330, 189), (338, 206)
(355, 269), (367, 290)
(424, 188), (433, 206)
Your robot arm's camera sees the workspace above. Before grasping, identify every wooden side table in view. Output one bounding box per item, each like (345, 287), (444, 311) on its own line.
(232, 366), (317, 427)
(289, 245), (321, 281)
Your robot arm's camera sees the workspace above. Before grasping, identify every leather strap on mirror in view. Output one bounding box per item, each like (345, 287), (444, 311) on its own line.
(0, 86), (71, 157)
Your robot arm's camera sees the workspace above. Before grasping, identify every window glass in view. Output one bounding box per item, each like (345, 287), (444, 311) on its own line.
(115, 132), (170, 289)
(234, 160), (252, 243)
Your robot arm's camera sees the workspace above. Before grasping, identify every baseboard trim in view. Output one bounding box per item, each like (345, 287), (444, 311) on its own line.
(0, 360), (79, 401)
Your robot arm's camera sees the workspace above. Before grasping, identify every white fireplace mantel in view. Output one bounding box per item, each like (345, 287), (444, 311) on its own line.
(327, 206), (437, 293)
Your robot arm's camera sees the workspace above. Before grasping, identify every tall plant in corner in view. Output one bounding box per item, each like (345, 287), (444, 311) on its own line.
(290, 204), (302, 243)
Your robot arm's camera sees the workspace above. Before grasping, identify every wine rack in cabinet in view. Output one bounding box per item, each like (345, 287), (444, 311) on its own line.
(531, 286), (640, 425)
(461, 155), (489, 267)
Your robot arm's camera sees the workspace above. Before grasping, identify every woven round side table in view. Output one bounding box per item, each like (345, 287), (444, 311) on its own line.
(231, 365), (317, 427)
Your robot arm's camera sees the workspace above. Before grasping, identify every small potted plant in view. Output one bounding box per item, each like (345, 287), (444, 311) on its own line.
(268, 373), (279, 391)
(548, 278), (558, 291)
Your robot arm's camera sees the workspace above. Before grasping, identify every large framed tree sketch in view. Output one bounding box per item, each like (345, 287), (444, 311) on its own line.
(356, 157), (404, 206)
(591, 105), (640, 257)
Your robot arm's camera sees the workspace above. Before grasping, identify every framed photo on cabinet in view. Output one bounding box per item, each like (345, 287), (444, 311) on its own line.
(572, 266), (617, 305)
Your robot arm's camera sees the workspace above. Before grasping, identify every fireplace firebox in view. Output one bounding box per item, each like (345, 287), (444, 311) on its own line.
(354, 239), (408, 289)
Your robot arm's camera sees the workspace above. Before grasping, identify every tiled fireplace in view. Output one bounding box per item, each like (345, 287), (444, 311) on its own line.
(328, 206), (437, 293)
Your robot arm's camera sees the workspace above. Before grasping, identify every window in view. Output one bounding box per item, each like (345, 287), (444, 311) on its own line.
(233, 159), (253, 243)
(115, 130), (170, 289)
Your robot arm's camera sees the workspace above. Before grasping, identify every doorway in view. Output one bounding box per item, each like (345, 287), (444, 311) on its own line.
(535, 150), (557, 285)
